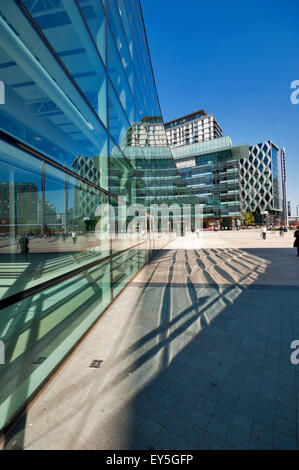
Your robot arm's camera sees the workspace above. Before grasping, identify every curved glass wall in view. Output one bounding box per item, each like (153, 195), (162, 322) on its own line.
(0, 0), (198, 432)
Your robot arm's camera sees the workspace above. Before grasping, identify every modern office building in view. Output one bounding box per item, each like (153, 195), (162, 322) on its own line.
(168, 119), (283, 227)
(280, 147), (288, 225)
(239, 141), (282, 224)
(165, 110), (223, 148)
(173, 137), (249, 228)
(0, 0), (198, 432)
(123, 117), (200, 232)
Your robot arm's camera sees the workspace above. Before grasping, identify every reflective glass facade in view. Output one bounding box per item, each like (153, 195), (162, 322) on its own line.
(173, 142), (249, 228)
(0, 0), (198, 431)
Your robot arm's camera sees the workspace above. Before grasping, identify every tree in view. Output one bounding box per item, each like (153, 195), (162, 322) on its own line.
(243, 211), (255, 226)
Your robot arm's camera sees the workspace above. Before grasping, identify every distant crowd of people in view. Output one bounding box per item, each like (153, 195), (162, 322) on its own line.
(5, 223), (299, 259)
(258, 224), (299, 257)
(14, 230), (80, 257)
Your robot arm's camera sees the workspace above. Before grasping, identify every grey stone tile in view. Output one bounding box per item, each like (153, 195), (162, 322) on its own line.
(188, 409), (211, 430)
(254, 409), (275, 428)
(231, 413), (253, 434)
(206, 417), (230, 441)
(129, 432), (155, 450)
(176, 421), (205, 447)
(275, 416), (297, 438)
(173, 438), (196, 450)
(257, 396), (276, 414)
(249, 438), (272, 450)
(273, 431), (297, 450)
(152, 428), (181, 450)
(213, 405), (234, 425)
(251, 421), (274, 445)
(226, 428), (250, 449)
(218, 392), (238, 411)
(195, 396), (216, 416)
(140, 417), (162, 441)
(276, 403), (297, 423)
(235, 400), (256, 419)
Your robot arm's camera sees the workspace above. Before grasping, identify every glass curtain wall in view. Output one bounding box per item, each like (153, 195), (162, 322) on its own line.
(271, 143), (282, 212)
(0, 0), (198, 432)
(177, 149), (244, 228)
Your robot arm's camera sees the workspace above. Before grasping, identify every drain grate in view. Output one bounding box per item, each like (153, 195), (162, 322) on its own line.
(89, 359), (103, 369)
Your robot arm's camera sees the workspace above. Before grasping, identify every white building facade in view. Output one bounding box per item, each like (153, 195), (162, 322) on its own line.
(165, 110), (222, 148)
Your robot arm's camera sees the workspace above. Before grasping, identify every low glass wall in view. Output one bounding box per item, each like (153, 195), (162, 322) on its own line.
(0, 258), (111, 431)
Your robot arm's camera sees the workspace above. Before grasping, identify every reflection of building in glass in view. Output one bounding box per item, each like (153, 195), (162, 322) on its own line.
(0, 182), (38, 227)
(165, 110), (223, 148)
(72, 155), (103, 223)
(127, 117), (168, 147)
(124, 117), (200, 225)
(0, 0), (202, 431)
(43, 199), (58, 226)
(239, 141), (282, 223)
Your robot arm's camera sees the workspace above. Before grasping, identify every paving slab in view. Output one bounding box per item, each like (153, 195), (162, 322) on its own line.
(3, 230), (299, 450)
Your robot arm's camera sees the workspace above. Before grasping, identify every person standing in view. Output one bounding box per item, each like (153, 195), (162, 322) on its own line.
(18, 233), (29, 258)
(279, 225), (284, 237)
(293, 226), (299, 257)
(71, 231), (77, 244)
(262, 225), (267, 240)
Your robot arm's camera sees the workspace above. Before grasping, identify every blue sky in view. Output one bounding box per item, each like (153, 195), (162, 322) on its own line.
(141, 0), (299, 215)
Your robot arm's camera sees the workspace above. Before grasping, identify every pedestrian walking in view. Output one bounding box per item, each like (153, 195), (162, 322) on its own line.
(71, 231), (77, 244)
(18, 233), (29, 258)
(261, 225), (267, 240)
(196, 227), (200, 239)
(279, 225), (284, 237)
(293, 226), (299, 257)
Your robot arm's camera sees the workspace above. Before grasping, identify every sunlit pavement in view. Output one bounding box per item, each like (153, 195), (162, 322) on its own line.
(4, 230), (299, 450)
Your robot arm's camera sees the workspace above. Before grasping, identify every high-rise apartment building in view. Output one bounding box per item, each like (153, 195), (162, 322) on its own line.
(165, 110), (223, 148)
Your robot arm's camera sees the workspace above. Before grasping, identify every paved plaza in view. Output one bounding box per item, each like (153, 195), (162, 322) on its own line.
(3, 229), (299, 450)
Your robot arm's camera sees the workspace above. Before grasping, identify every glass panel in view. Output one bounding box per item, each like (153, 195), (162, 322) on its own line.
(0, 258), (111, 431)
(0, 143), (111, 302)
(76, 0), (106, 65)
(0, 6), (108, 174)
(112, 249), (139, 297)
(22, 0), (108, 126)
(108, 83), (130, 148)
(107, 25), (136, 124)
(109, 139), (136, 203)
